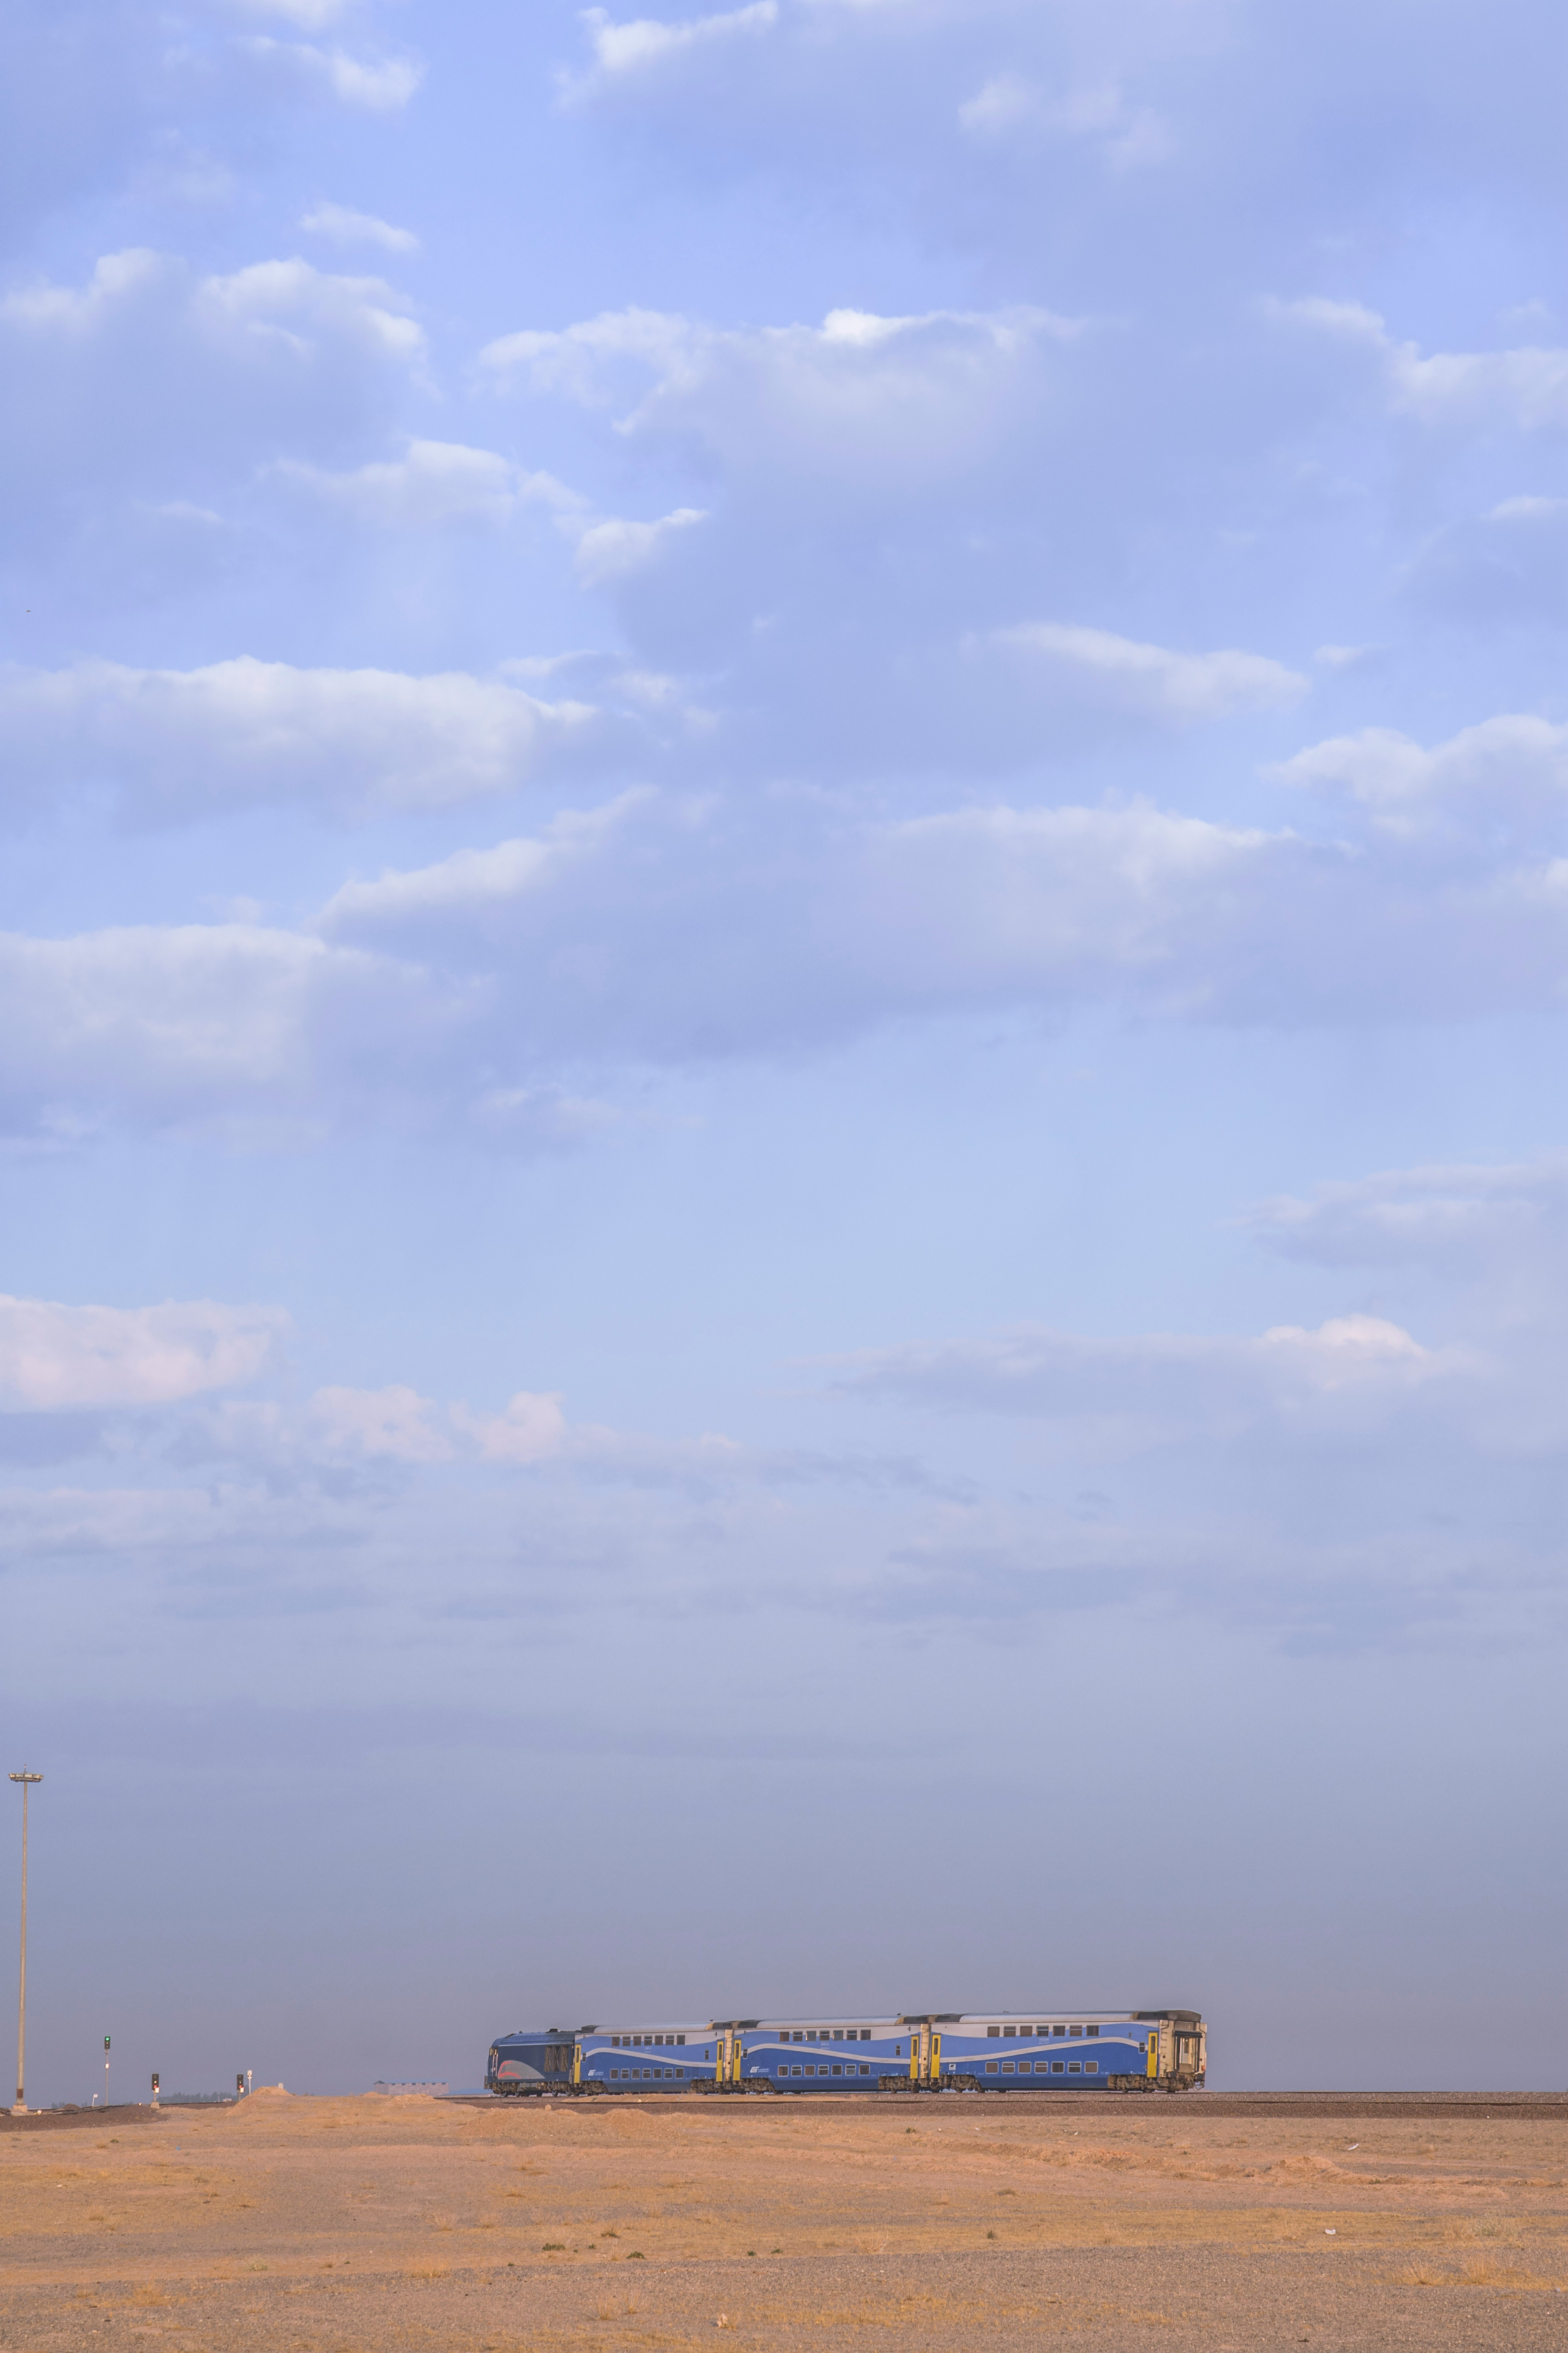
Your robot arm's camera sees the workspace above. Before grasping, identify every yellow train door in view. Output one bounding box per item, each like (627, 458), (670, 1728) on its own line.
(930, 2031), (941, 2087)
(1146, 2029), (1159, 2080)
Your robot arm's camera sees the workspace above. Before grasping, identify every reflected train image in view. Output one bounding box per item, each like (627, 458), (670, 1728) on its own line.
(487, 2008), (1205, 2096)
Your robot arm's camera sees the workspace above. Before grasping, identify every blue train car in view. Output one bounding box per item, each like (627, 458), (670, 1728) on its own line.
(488, 2023), (717, 2094)
(487, 2007), (1204, 2095)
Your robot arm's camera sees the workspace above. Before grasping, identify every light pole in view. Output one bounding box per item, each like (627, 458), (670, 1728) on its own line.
(9, 1770), (42, 2117)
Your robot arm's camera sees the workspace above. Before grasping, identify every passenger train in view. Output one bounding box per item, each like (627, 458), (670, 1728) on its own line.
(486, 2007), (1205, 2096)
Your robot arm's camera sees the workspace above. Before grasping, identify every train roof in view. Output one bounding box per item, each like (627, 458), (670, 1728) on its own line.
(494, 2007), (1204, 2040)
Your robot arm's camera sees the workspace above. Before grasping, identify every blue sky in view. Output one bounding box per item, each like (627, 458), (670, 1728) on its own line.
(3, 0), (1567, 2099)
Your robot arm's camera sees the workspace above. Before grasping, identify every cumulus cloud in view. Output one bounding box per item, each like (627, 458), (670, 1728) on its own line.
(1271, 714), (1568, 847)
(995, 622), (1306, 724)
(837, 1314), (1469, 1447)
(309, 1383), (569, 1463)
(1247, 1156), (1568, 1277)
(13, 757), (1568, 1154)
(0, 657), (605, 822)
(570, 1), (779, 91)
(299, 201), (421, 253)
(573, 504), (707, 587)
(3, 249), (422, 364)
(0, 920), (470, 1144)
(0, 1295), (287, 1409)
(313, 779), (1568, 1069)
(957, 72), (1171, 168)
(318, 795), (645, 931)
(0, 248), (430, 557)
(1275, 298), (1568, 433)
(238, 37), (423, 111)
(273, 439), (581, 527)
(480, 301), (1080, 488)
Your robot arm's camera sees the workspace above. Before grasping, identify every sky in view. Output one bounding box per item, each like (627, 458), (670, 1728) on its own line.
(2, 0), (1567, 2102)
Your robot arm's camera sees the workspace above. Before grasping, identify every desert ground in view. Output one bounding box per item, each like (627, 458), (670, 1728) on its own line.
(3, 2091), (1566, 2352)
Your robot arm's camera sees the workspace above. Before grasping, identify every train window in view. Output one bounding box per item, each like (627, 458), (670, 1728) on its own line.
(1003, 2026), (1016, 2038)
(1085, 2062), (1097, 2074)
(987, 2026), (1000, 2038)
(859, 2064), (870, 2076)
(1068, 2061), (1080, 2073)
(805, 2064), (815, 2076)
(861, 2029), (871, 2040)
(807, 2031), (818, 2042)
(1051, 2061), (1064, 2073)
(1070, 2026), (1083, 2037)
(834, 2029), (844, 2040)
(1020, 2026), (1033, 2037)
(1001, 2062), (1014, 2073)
(677, 2036), (686, 2046)
(985, 2061), (998, 2073)
(831, 2063), (842, 2075)
(1053, 2026), (1065, 2037)
(1087, 2026), (1099, 2037)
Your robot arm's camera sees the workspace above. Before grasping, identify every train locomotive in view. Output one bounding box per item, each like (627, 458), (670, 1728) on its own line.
(487, 2007), (1204, 2096)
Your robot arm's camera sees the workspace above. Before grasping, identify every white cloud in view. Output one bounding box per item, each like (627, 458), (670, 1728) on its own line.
(0, 1295), (287, 1409)
(299, 201), (421, 254)
(2, 250), (422, 365)
(573, 505), (707, 586)
(307, 1383), (584, 1466)
(958, 72), (1171, 168)
(222, 0), (354, 26)
(995, 621), (1306, 723)
(17, 758), (1568, 1156)
(1275, 298), (1568, 432)
(1247, 1156), (1568, 1275)
(1271, 714), (1568, 843)
(572, 2), (778, 88)
(196, 255), (423, 362)
(1, 250), (423, 383)
(0, 657), (604, 820)
(318, 797), (643, 931)
(1, 246), (172, 334)
(452, 1391), (572, 1463)
(837, 1313), (1473, 1454)
(0, 920), (467, 1144)
(480, 301), (1080, 489)
(240, 37), (424, 111)
(849, 799), (1274, 1008)
(275, 440), (580, 527)
(310, 1383), (460, 1462)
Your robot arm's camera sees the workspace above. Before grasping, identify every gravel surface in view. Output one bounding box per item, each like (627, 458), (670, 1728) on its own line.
(2, 2090), (1564, 2350)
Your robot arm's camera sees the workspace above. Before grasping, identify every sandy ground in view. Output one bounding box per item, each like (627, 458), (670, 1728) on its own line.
(2, 2091), (1566, 2351)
